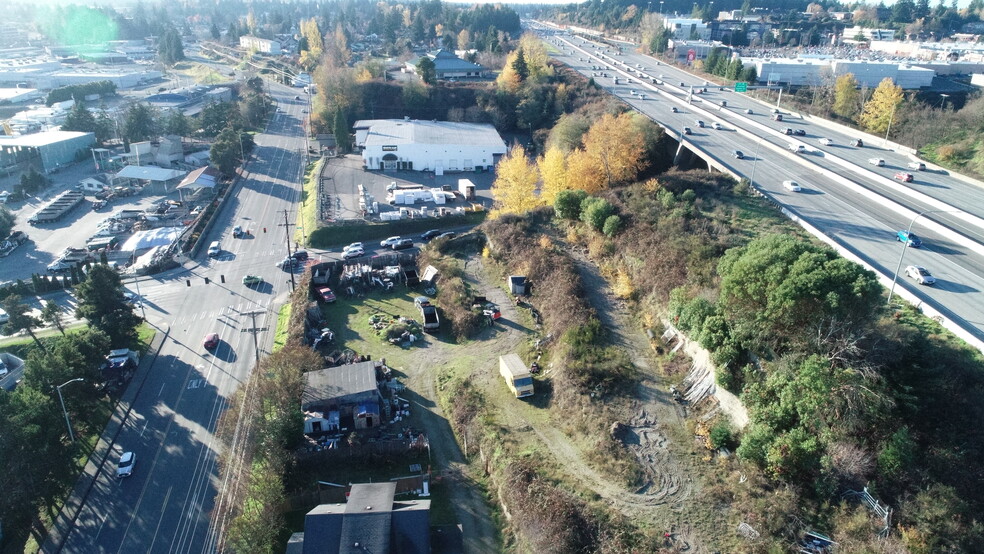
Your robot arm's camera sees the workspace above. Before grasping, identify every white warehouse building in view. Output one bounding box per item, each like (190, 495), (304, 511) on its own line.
(355, 119), (507, 173)
(747, 58), (934, 89)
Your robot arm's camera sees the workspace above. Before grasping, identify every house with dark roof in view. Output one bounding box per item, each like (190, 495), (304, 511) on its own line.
(302, 361), (384, 432)
(405, 49), (486, 80)
(286, 482), (430, 554)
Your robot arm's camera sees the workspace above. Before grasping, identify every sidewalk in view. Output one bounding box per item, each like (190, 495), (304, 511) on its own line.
(41, 323), (171, 554)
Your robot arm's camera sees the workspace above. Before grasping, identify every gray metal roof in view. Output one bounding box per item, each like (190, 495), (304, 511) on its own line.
(362, 120), (507, 150)
(302, 361), (379, 409)
(339, 483), (396, 554)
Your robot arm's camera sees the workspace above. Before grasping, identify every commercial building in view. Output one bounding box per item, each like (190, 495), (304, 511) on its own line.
(844, 26), (896, 42)
(404, 49), (486, 80)
(746, 58), (934, 89)
(355, 119), (507, 173)
(0, 130), (95, 174)
(239, 36), (281, 55)
(286, 482), (430, 554)
(664, 18), (712, 41)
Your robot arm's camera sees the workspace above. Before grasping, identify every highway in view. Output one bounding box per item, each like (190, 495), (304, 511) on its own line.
(535, 24), (984, 343)
(59, 82), (308, 553)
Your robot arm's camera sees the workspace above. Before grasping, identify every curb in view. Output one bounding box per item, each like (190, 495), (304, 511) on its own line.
(42, 324), (171, 553)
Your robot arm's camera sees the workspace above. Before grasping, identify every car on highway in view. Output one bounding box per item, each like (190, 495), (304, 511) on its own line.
(745, 109), (753, 114)
(207, 241), (221, 257)
(733, 150), (744, 159)
(894, 172), (914, 182)
(203, 333), (220, 349)
(680, 81), (686, 86)
(295, 95), (301, 100)
(783, 128), (793, 135)
(907, 161), (926, 171)
(819, 137), (834, 145)
(773, 113), (783, 121)
(670, 106), (678, 113)
(896, 230), (922, 248)
(782, 180), (802, 192)
(421, 230), (442, 242)
(789, 144), (806, 153)
(695, 120), (704, 128)
(793, 129), (807, 136)
(905, 265), (936, 285)
(683, 127), (692, 135)
(712, 122), (723, 130)
(233, 225), (244, 238)
(435, 231), (456, 240)
(117, 451), (136, 478)
(344, 242), (363, 252)
(392, 238), (414, 250)
(852, 138), (864, 147)
(343, 247), (365, 259)
(869, 158), (885, 166)
(242, 274), (263, 286)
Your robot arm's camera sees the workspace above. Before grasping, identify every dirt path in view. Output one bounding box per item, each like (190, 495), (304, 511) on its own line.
(406, 252), (708, 552)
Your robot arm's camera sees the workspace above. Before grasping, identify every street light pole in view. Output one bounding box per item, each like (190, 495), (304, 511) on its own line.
(887, 210), (952, 304)
(56, 378), (85, 443)
(939, 93), (949, 110)
(884, 102), (897, 145)
(748, 137), (764, 188)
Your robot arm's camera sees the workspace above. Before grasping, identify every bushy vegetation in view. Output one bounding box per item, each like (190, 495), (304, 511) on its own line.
(46, 80), (116, 106)
(417, 235), (486, 340)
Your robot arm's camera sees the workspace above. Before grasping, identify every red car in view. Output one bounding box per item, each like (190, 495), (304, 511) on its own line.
(317, 286), (336, 303)
(203, 333), (219, 349)
(894, 172), (914, 182)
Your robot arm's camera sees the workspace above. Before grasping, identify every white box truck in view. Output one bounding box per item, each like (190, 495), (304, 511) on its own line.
(499, 354), (534, 398)
(457, 179), (476, 200)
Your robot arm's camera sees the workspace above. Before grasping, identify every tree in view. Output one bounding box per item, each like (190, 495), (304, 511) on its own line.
(893, 0), (917, 23)
(457, 29), (471, 50)
(580, 196), (615, 232)
(554, 189), (588, 220)
(162, 110), (190, 137)
(74, 264), (142, 346)
(210, 126), (243, 176)
(416, 56), (436, 85)
(158, 26), (185, 66)
(717, 234), (883, 352)
(199, 101), (231, 137)
(537, 147), (567, 206)
(511, 47), (529, 82)
(1, 295), (45, 351)
(210, 22), (221, 40)
(581, 113), (646, 189)
(299, 18), (323, 71)
(564, 148), (605, 194)
(490, 145), (542, 217)
(546, 113), (591, 153)
(858, 77), (904, 134)
(61, 102), (98, 135)
(41, 300), (65, 335)
(833, 73), (861, 120)
(122, 103), (158, 143)
(0, 205), (15, 238)
(333, 109), (351, 153)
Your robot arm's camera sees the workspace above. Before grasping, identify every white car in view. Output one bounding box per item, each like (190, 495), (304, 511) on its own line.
(379, 236), (402, 248)
(343, 242), (363, 252)
(869, 158), (885, 166)
(712, 122), (723, 130)
(905, 265), (936, 285)
(117, 451), (136, 478)
(789, 144), (806, 153)
(819, 138), (834, 146)
(342, 247), (365, 260)
(782, 180), (802, 192)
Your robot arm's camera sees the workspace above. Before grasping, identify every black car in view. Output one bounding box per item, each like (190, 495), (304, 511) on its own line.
(392, 238), (414, 250)
(421, 229), (442, 241)
(291, 250), (309, 261)
(783, 128), (793, 135)
(793, 129), (806, 136)
(733, 150), (744, 159)
(683, 127), (692, 135)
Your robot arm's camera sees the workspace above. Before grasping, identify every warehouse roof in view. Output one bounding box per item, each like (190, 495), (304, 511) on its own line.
(116, 165), (186, 182)
(358, 119), (507, 150)
(302, 361), (379, 408)
(0, 130), (93, 147)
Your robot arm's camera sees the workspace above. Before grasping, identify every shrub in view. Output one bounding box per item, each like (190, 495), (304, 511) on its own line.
(709, 421), (736, 449)
(580, 196), (615, 231)
(554, 189), (588, 220)
(602, 214), (622, 237)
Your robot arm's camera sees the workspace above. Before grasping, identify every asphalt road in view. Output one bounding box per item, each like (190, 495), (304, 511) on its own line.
(536, 25), (984, 343)
(59, 81), (308, 553)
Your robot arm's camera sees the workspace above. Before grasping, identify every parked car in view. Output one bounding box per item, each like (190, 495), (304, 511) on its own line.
(819, 137), (834, 145)
(276, 256), (298, 269)
(896, 229), (922, 247)
(733, 150), (745, 159)
(116, 451), (136, 478)
(793, 129), (806, 136)
(869, 158), (885, 166)
(203, 333), (220, 349)
(292, 250), (309, 261)
(905, 265), (936, 285)
(894, 172), (914, 182)
(91, 200), (107, 211)
(343, 247), (365, 259)
(380, 236), (402, 248)
(392, 238), (414, 250)
(421, 230), (442, 241)
(782, 180), (802, 192)
(242, 274), (263, 286)
(317, 286), (336, 303)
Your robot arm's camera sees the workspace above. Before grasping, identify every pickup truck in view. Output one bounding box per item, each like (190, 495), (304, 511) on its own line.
(415, 296), (440, 332)
(0, 231), (28, 257)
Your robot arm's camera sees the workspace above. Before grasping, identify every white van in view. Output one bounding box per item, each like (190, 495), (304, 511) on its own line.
(207, 241), (221, 257)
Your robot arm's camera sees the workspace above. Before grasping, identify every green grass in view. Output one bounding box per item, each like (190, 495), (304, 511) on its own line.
(296, 160), (321, 247)
(273, 304), (291, 351)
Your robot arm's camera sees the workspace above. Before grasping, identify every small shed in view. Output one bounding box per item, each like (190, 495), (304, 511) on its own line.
(302, 361), (384, 431)
(508, 275), (528, 295)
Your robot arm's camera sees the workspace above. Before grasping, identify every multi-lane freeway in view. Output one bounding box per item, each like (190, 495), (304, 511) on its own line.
(535, 23), (984, 345)
(59, 82), (309, 553)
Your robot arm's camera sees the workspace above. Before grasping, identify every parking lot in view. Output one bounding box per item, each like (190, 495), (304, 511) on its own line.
(319, 154), (497, 223)
(0, 160), (190, 285)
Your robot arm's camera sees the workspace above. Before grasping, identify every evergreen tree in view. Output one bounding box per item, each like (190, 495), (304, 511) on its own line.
(512, 47), (529, 82)
(333, 110), (351, 153)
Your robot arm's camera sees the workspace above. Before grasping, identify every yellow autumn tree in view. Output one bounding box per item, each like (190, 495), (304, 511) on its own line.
(299, 19), (323, 71)
(457, 29), (471, 50)
(582, 112), (645, 188)
(491, 145), (543, 218)
(518, 33), (553, 83)
(565, 149), (605, 194)
(858, 77), (903, 134)
(496, 50), (523, 93)
(537, 147), (568, 205)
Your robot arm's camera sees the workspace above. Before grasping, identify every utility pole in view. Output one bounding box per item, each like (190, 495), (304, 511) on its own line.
(242, 310), (264, 365)
(281, 209), (295, 291)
